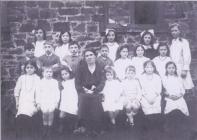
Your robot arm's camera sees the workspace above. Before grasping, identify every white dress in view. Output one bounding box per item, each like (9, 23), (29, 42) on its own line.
(114, 58), (133, 81)
(55, 44), (70, 61)
(153, 56), (171, 79)
(14, 74), (40, 117)
(121, 79), (142, 109)
(34, 40), (45, 57)
(36, 78), (60, 112)
(104, 42), (119, 61)
(59, 79), (78, 115)
(131, 56), (150, 78)
(170, 38), (194, 90)
(102, 80), (123, 112)
(139, 73), (162, 115)
(162, 76), (189, 116)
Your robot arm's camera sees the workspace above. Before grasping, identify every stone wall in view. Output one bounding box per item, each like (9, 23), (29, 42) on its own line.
(1, 1), (197, 130)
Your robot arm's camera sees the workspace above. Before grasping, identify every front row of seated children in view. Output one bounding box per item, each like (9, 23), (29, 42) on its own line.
(14, 57), (189, 138)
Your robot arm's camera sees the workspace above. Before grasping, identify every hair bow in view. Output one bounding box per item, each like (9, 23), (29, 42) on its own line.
(169, 22), (180, 29)
(140, 29), (154, 37)
(105, 28), (116, 35)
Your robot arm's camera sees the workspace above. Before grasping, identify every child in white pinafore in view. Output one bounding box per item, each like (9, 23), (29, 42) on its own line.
(103, 28), (120, 61)
(131, 45), (150, 78)
(58, 66), (78, 133)
(169, 23), (194, 91)
(139, 60), (163, 130)
(102, 66), (123, 125)
(153, 43), (171, 79)
(114, 45), (132, 81)
(14, 60), (40, 138)
(33, 27), (46, 58)
(122, 65), (142, 126)
(36, 67), (60, 137)
(163, 61), (189, 116)
(55, 31), (72, 64)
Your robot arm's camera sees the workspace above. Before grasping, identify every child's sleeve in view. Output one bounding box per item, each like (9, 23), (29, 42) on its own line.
(182, 39), (191, 71)
(14, 76), (22, 97)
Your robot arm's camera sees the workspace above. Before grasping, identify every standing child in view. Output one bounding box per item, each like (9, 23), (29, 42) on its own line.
(139, 60), (162, 130)
(169, 23), (194, 92)
(102, 66), (123, 126)
(131, 45), (150, 78)
(140, 29), (158, 59)
(18, 43), (37, 75)
(103, 28), (120, 61)
(153, 42), (171, 79)
(14, 60), (40, 139)
(33, 27), (46, 58)
(62, 41), (82, 75)
(58, 66), (78, 133)
(97, 44), (114, 69)
(121, 65), (142, 126)
(162, 61), (189, 130)
(38, 41), (61, 78)
(36, 67), (60, 137)
(114, 45), (132, 81)
(55, 31), (72, 62)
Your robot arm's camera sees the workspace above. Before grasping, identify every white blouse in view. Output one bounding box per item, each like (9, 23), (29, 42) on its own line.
(114, 58), (133, 81)
(131, 56), (150, 78)
(34, 40), (45, 57)
(105, 42), (119, 61)
(55, 44), (70, 60)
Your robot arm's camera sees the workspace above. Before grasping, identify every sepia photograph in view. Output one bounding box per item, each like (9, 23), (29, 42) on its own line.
(1, 1), (197, 140)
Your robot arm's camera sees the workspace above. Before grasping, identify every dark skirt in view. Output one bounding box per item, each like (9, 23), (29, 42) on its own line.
(78, 93), (104, 121)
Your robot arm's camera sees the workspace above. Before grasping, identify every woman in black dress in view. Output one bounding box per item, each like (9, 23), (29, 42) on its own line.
(75, 48), (105, 136)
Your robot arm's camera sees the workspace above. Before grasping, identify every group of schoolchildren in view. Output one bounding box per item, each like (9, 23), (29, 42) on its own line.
(14, 23), (194, 139)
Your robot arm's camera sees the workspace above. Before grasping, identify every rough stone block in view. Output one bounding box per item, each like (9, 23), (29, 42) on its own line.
(40, 9), (57, 19)
(51, 1), (65, 8)
(87, 24), (98, 33)
(38, 1), (49, 8)
(58, 8), (79, 15)
(26, 1), (37, 7)
(97, 7), (105, 14)
(86, 41), (101, 49)
(53, 22), (70, 32)
(81, 8), (96, 15)
(65, 1), (82, 7)
(92, 14), (105, 22)
(2, 55), (15, 59)
(7, 15), (23, 22)
(38, 20), (51, 31)
(1, 81), (16, 92)
(20, 23), (35, 32)
(1, 42), (15, 48)
(27, 8), (39, 19)
(9, 48), (24, 55)
(73, 23), (85, 33)
(68, 15), (90, 21)
(7, 1), (25, 8)
(85, 1), (104, 7)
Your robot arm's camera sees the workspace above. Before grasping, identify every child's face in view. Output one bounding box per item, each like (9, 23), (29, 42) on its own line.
(35, 29), (44, 40)
(100, 47), (109, 58)
(171, 26), (180, 39)
(143, 34), (152, 45)
(125, 69), (135, 79)
(167, 64), (176, 75)
(106, 72), (113, 81)
(43, 68), (53, 79)
(25, 49), (35, 58)
(61, 32), (70, 44)
(61, 70), (70, 80)
(144, 63), (154, 75)
(25, 64), (35, 75)
(107, 31), (115, 42)
(44, 44), (53, 55)
(120, 48), (128, 59)
(69, 44), (79, 56)
(136, 47), (144, 57)
(159, 46), (168, 57)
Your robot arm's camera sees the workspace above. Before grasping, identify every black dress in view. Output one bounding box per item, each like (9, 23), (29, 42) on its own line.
(75, 60), (105, 131)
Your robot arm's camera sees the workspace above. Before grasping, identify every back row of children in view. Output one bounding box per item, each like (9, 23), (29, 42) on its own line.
(14, 22), (194, 138)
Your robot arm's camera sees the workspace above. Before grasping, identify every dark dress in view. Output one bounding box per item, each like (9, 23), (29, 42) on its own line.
(97, 56), (114, 69)
(144, 47), (158, 60)
(75, 60), (105, 131)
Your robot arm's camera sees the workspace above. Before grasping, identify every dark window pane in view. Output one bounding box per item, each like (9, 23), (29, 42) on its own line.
(134, 2), (158, 24)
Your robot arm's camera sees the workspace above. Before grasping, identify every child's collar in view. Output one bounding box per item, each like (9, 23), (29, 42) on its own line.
(45, 53), (53, 56)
